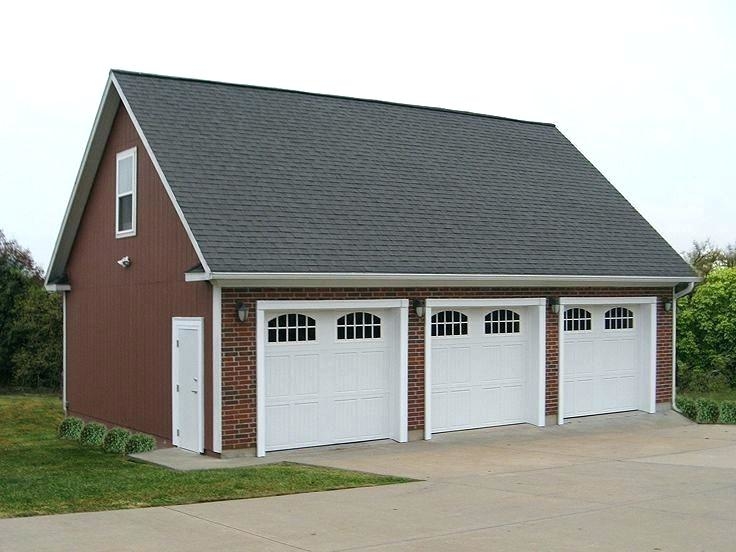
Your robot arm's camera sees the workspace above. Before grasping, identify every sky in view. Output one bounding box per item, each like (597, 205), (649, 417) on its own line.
(1, 0), (734, 271)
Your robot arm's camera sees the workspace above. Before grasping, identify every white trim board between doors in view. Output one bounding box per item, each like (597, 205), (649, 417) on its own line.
(424, 298), (547, 441)
(255, 299), (409, 457)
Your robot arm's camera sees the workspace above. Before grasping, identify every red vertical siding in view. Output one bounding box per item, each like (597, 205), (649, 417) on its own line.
(220, 287), (673, 450)
(65, 106), (212, 448)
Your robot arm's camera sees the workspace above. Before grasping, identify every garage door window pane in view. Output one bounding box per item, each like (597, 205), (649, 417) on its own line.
(431, 310), (468, 337)
(485, 309), (521, 334)
(337, 312), (381, 340)
(268, 314), (316, 343)
(604, 307), (634, 330)
(564, 308), (592, 332)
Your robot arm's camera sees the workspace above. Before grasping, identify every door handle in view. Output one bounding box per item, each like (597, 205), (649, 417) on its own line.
(192, 389), (198, 394)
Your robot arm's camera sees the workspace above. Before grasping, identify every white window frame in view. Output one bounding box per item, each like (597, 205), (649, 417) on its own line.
(115, 147), (137, 238)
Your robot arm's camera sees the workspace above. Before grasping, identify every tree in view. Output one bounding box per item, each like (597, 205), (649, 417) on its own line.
(0, 229), (62, 388)
(683, 239), (725, 278)
(677, 267), (736, 391)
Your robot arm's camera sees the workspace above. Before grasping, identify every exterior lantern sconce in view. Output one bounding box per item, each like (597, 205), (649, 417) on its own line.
(663, 299), (673, 312)
(236, 302), (249, 322)
(549, 297), (560, 314)
(412, 299), (425, 318)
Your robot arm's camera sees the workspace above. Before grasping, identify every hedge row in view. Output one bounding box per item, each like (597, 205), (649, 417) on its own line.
(58, 417), (156, 454)
(675, 396), (736, 424)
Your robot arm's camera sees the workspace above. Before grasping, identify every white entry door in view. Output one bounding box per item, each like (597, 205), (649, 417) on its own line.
(264, 309), (397, 452)
(562, 305), (643, 417)
(431, 307), (534, 433)
(172, 318), (204, 453)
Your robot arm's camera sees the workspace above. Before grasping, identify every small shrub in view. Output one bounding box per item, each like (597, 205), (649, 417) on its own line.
(58, 417), (84, 440)
(103, 428), (131, 454)
(80, 422), (107, 447)
(695, 398), (720, 424)
(719, 401), (736, 425)
(125, 433), (156, 454)
(675, 396), (697, 420)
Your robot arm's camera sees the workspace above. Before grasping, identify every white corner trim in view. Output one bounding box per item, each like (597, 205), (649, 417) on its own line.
(62, 292), (67, 415)
(649, 302), (658, 414)
(423, 305), (433, 441)
(557, 304), (565, 425)
(426, 298), (547, 308)
(559, 296), (657, 306)
(255, 308), (266, 458)
(399, 304), (409, 443)
(212, 285), (222, 453)
(537, 303), (546, 427)
(110, 73), (211, 274)
(257, 299), (409, 311)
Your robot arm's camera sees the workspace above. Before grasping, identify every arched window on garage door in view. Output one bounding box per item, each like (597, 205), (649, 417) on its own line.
(563, 308), (592, 332)
(485, 309), (521, 334)
(267, 313), (316, 343)
(431, 310), (468, 337)
(604, 307), (634, 330)
(336, 312), (382, 340)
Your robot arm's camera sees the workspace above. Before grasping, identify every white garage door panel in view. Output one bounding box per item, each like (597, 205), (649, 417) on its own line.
(563, 304), (644, 418)
(265, 309), (395, 452)
(431, 307), (531, 433)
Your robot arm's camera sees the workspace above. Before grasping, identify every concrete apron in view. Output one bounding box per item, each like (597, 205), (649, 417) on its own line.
(5, 410), (736, 551)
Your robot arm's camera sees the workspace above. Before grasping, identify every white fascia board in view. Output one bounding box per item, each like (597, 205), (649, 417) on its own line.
(426, 298), (547, 308)
(45, 284), (72, 292)
(110, 73), (211, 274)
(257, 299), (409, 311)
(45, 77), (118, 287)
(559, 296), (658, 306)
(189, 272), (700, 288)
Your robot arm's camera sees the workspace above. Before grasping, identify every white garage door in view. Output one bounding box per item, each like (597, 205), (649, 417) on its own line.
(563, 305), (645, 417)
(264, 309), (396, 451)
(431, 307), (539, 433)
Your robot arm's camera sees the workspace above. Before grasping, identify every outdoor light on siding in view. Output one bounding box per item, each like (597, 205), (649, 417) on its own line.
(116, 256), (131, 268)
(412, 299), (425, 318)
(236, 302), (249, 322)
(663, 299), (673, 312)
(549, 297), (560, 314)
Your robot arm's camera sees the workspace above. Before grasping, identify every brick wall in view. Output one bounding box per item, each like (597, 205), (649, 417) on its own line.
(221, 286), (673, 450)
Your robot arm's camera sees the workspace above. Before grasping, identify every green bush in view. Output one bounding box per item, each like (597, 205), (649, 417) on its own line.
(80, 422), (107, 447)
(695, 398), (720, 424)
(675, 396), (697, 420)
(719, 401), (736, 424)
(58, 417), (84, 440)
(125, 433), (156, 454)
(102, 428), (131, 454)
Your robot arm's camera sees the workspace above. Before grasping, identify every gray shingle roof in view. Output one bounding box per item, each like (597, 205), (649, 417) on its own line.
(112, 70), (694, 278)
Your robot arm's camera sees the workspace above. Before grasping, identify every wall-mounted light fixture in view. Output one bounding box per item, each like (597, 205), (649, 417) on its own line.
(549, 297), (560, 314)
(663, 299), (673, 312)
(236, 302), (249, 322)
(116, 256), (131, 268)
(412, 298), (425, 318)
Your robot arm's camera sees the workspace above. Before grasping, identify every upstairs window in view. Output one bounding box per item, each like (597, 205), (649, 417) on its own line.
(485, 309), (521, 334)
(268, 314), (316, 343)
(604, 307), (634, 330)
(431, 310), (468, 337)
(336, 312), (381, 340)
(116, 147), (137, 237)
(564, 308), (592, 332)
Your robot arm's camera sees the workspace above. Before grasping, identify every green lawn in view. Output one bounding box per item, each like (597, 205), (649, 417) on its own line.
(0, 394), (410, 518)
(678, 389), (736, 402)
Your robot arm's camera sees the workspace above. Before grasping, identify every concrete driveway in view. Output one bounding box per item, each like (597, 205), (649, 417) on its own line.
(3, 411), (736, 551)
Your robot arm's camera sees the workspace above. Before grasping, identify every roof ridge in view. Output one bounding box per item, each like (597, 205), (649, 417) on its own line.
(110, 69), (556, 128)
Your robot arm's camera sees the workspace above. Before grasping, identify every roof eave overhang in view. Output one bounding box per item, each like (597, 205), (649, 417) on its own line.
(186, 271), (701, 288)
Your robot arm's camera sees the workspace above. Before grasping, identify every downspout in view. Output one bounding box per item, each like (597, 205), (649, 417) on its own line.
(62, 291), (68, 415)
(672, 281), (696, 409)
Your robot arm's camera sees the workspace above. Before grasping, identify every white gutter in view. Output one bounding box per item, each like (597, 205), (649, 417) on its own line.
(672, 281), (697, 408)
(185, 271), (700, 287)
